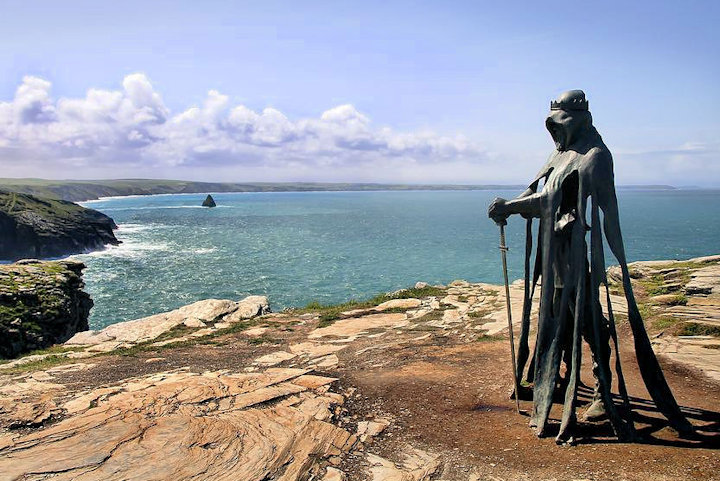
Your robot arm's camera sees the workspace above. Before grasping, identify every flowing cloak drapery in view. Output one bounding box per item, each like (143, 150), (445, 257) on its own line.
(514, 128), (693, 442)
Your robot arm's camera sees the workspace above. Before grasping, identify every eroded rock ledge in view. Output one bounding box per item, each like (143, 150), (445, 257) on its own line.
(0, 260), (92, 359)
(0, 368), (355, 481)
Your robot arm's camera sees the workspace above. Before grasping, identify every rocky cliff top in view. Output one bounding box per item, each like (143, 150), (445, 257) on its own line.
(0, 256), (718, 480)
(0, 259), (92, 359)
(0, 190), (120, 260)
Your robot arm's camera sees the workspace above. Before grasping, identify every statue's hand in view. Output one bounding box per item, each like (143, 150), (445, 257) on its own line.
(488, 197), (509, 223)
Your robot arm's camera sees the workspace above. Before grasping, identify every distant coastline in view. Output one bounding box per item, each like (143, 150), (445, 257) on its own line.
(0, 178), (680, 203)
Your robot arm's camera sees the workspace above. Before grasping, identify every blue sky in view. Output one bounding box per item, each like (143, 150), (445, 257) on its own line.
(0, 0), (718, 185)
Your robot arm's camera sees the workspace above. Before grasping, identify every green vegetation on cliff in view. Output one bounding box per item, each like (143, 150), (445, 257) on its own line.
(0, 260), (92, 358)
(0, 190), (119, 260)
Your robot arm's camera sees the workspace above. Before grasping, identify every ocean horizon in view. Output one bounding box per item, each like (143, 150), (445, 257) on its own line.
(71, 189), (720, 329)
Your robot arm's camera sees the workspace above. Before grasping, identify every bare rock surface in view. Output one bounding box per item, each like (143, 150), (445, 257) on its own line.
(66, 296), (269, 349)
(309, 313), (409, 339)
(0, 368), (355, 481)
(617, 255), (720, 381)
(341, 298), (422, 317)
(1, 258), (718, 480)
(366, 447), (441, 481)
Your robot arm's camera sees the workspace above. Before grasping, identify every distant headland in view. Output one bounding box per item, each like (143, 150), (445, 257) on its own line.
(0, 190), (119, 261)
(0, 178), (677, 203)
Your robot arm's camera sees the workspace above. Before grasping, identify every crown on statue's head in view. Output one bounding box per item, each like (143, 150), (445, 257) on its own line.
(550, 90), (589, 111)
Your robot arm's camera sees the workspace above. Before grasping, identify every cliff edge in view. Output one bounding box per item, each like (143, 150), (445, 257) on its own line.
(0, 190), (119, 261)
(0, 259), (92, 358)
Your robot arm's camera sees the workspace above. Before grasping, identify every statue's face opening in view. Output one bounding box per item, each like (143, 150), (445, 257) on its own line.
(546, 109), (591, 152)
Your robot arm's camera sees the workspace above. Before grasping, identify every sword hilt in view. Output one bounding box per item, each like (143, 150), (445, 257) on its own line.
(498, 222), (509, 252)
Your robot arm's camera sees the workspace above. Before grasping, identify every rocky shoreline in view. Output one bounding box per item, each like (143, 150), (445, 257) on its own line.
(0, 191), (119, 261)
(0, 256), (718, 480)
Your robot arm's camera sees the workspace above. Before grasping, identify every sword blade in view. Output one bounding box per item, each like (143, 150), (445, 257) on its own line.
(499, 223), (521, 414)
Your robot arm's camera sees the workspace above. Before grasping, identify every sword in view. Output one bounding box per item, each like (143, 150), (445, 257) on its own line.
(497, 219), (521, 414)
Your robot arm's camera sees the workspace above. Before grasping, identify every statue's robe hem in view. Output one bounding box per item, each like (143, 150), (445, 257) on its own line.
(515, 143), (693, 442)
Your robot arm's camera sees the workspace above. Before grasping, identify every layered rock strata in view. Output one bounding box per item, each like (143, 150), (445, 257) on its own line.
(0, 260), (92, 359)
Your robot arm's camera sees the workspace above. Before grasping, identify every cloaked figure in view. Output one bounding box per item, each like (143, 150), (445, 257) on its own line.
(488, 90), (693, 444)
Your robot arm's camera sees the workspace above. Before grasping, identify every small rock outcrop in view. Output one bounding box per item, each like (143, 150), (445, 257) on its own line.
(0, 190), (120, 260)
(0, 260), (92, 358)
(65, 295), (270, 352)
(201, 194), (217, 207)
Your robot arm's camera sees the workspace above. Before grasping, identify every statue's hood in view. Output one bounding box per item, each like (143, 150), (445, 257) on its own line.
(545, 110), (589, 152)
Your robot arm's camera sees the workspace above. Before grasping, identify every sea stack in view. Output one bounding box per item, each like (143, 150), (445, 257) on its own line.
(202, 194), (217, 208)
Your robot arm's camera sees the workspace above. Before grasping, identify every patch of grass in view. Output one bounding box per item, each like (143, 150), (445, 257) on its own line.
(637, 302), (652, 320)
(391, 285), (447, 299)
(655, 260), (707, 271)
(641, 274), (673, 296)
(1, 354), (73, 374)
(665, 293), (688, 306)
(652, 317), (682, 331)
(0, 340), (86, 368)
(638, 264), (697, 298)
(467, 310), (489, 319)
(20, 345), (85, 358)
(607, 279), (624, 296)
(457, 295), (468, 302)
(287, 284), (447, 328)
(317, 315), (340, 328)
(674, 322), (720, 338)
(150, 324), (196, 343)
(703, 344), (720, 350)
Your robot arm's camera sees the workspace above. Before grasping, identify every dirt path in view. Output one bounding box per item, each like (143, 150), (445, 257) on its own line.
(336, 328), (719, 480)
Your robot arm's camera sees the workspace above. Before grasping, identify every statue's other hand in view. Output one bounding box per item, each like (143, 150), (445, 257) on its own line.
(488, 197), (509, 223)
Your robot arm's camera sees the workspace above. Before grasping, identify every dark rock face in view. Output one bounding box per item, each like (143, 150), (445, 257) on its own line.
(202, 194), (217, 207)
(0, 260), (92, 359)
(0, 191), (120, 261)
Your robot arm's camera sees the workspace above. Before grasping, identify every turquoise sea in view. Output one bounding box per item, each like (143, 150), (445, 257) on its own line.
(73, 190), (720, 329)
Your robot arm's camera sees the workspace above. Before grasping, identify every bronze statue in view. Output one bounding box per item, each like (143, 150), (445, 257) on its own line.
(488, 90), (693, 444)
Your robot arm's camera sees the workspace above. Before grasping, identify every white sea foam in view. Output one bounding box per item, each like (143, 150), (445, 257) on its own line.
(191, 247), (218, 254)
(116, 223), (153, 233)
(71, 241), (171, 260)
(80, 193), (182, 205)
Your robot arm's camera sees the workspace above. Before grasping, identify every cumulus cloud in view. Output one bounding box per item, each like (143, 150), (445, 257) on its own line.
(0, 74), (483, 178)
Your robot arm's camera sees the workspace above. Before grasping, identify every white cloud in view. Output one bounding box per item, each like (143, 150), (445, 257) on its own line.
(0, 74), (484, 179)
(613, 142), (720, 186)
